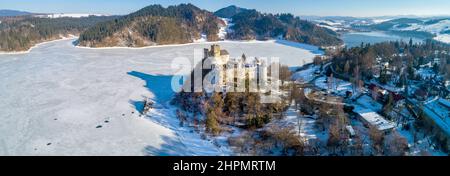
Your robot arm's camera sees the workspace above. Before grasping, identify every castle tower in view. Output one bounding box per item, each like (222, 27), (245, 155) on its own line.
(259, 60), (268, 88)
(202, 44), (232, 89)
(211, 44), (221, 58)
(204, 48), (209, 59)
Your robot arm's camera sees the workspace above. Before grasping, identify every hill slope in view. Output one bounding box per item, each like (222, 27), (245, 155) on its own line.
(0, 16), (116, 52)
(78, 4), (343, 48)
(78, 4), (222, 47)
(364, 18), (450, 43)
(227, 10), (342, 46)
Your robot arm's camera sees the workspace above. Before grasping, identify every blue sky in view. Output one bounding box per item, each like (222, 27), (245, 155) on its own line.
(1, 0), (450, 17)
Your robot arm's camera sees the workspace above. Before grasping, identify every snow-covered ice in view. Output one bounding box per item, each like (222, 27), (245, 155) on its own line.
(0, 38), (318, 155)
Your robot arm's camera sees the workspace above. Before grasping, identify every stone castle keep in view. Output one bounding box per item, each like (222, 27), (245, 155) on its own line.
(204, 44), (268, 91)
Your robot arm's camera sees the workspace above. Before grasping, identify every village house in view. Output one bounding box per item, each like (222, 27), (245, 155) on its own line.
(368, 83), (404, 102)
(353, 107), (396, 132)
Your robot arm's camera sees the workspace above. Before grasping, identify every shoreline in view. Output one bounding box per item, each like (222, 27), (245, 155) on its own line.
(74, 39), (302, 50)
(1, 37), (322, 55)
(74, 39), (323, 55)
(0, 36), (78, 55)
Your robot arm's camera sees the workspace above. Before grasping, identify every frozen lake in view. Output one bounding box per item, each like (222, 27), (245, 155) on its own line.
(0, 38), (320, 155)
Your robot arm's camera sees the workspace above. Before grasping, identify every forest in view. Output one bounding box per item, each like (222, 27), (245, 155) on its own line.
(1, 4), (346, 50)
(79, 4), (343, 47)
(228, 11), (343, 46)
(213, 5), (343, 47)
(78, 4), (221, 47)
(331, 39), (450, 82)
(0, 16), (116, 51)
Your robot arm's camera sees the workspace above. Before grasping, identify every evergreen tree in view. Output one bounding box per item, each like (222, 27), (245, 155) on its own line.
(344, 60), (350, 75)
(383, 93), (394, 117)
(224, 92), (240, 119)
(206, 107), (220, 135)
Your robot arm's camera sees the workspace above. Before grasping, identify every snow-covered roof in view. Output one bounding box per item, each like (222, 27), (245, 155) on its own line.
(353, 94), (395, 131)
(353, 107), (395, 131)
(346, 125), (356, 136)
(369, 80), (404, 93)
(220, 50), (229, 56)
(423, 99), (450, 137)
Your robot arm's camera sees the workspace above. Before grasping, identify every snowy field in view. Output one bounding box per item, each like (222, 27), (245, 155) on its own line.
(342, 31), (424, 48)
(389, 19), (450, 44)
(0, 38), (319, 155)
(292, 65), (319, 83)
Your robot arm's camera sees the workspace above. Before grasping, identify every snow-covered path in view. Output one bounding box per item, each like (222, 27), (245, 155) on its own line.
(0, 38), (318, 155)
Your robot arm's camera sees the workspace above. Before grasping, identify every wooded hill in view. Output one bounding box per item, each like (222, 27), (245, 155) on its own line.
(216, 6), (342, 46)
(1, 4), (344, 51)
(77, 4), (222, 47)
(0, 16), (116, 52)
(78, 4), (342, 47)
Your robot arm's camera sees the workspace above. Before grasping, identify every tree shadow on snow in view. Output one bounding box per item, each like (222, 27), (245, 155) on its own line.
(127, 71), (177, 105)
(128, 71), (222, 156)
(142, 135), (189, 156)
(129, 99), (145, 114)
(275, 39), (324, 55)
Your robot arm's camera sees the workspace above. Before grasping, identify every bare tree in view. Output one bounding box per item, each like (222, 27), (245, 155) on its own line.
(369, 127), (384, 155)
(371, 86), (378, 101)
(384, 131), (409, 156)
(327, 121), (341, 155)
(313, 56), (323, 66)
(352, 133), (364, 156)
(353, 65), (361, 94)
(344, 60), (350, 75)
(327, 74), (334, 92)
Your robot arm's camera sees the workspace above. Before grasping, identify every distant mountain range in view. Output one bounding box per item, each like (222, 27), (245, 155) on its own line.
(306, 15), (450, 44)
(0, 9), (32, 17)
(365, 18), (450, 34)
(0, 9), (109, 18)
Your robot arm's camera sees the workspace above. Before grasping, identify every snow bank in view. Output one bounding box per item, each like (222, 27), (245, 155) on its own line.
(292, 65), (319, 83)
(0, 36), (77, 55)
(434, 34), (450, 44)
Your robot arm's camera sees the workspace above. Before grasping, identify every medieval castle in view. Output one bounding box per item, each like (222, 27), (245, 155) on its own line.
(203, 44), (269, 92)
